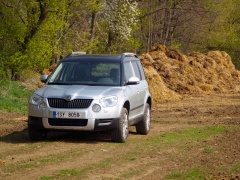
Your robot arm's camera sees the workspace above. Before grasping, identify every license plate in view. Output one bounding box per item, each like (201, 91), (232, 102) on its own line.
(53, 111), (81, 118)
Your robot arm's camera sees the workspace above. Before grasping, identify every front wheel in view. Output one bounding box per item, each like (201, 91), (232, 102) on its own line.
(111, 108), (129, 143)
(28, 123), (48, 141)
(136, 103), (151, 135)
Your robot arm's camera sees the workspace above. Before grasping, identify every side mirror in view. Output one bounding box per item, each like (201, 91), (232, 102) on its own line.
(126, 77), (140, 85)
(40, 74), (48, 83)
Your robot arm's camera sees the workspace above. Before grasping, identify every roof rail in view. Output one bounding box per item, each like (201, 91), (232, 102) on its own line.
(65, 51), (87, 58)
(71, 51), (87, 55)
(121, 52), (138, 59)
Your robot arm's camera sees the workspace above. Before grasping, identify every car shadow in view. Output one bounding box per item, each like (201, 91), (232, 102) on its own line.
(0, 128), (116, 144)
(0, 126), (140, 144)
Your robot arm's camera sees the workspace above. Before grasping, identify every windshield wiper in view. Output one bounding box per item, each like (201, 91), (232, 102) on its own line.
(48, 82), (112, 86)
(47, 82), (72, 85)
(72, 83), (99, 86)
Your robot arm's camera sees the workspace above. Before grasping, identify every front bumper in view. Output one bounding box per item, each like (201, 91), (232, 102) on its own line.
(28, 96), (122, 131)
(28, 116), (119, 131)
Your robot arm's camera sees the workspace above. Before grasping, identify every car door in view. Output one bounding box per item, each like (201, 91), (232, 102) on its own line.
(131, 61), (146, 114)
(123, 61), (139, 119)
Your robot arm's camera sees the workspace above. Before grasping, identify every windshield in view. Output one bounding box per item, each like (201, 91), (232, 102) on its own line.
(48, 61), (120, 86)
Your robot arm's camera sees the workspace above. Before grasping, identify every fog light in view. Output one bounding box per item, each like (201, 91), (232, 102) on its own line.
(38, 101), (46, 111)
(92, 104), (101, 112)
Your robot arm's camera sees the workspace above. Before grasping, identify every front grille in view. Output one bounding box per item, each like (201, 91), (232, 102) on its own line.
(48, 118), (88, 126)
(48, 98), (93, 109)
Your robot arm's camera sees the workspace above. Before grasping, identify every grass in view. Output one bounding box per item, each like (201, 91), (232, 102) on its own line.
(228, 163), (240, 176)
(0, 125), (237, 179)
(166, 169), (207, 179)
(142, 126), (228, 148)
(41, 169), (81, 180)
(0, 81), (238, 179)
(120, 169), (142, 179)
(39, 156), (117, 180)
(28, 142), (53, 151)
(165, 165), (240, 180)
(2, 145), (93, 174)
(0, 80), (32, 114)
(202, 146), (213, 154)
(33, 125), (234, 180)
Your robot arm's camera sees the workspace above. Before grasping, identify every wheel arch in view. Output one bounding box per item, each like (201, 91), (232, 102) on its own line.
(123, 100), (130, 114)
(146, 96), (152, 109)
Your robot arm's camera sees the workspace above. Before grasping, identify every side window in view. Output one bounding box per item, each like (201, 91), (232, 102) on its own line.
(137, 61), (146, 80)
(124, 62), (134, 81)
(132, 61), (141, 80)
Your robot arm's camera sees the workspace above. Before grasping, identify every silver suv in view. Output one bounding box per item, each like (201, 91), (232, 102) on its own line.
(28, 52), (151, 142)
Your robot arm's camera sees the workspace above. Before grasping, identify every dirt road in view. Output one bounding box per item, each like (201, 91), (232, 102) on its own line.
(0, 94), (240, 179)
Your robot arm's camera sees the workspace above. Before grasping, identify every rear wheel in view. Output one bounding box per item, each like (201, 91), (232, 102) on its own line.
(111, 108), (129, 143)
(136, 103), (151, 135)
(28, 123), (47, 141)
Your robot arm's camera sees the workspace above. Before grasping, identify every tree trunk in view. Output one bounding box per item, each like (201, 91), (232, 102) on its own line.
(107, 31), (113, 54)
(89, 12), (97, 54)
(22, 0), (47, 51)
(11, 69), (20, 81)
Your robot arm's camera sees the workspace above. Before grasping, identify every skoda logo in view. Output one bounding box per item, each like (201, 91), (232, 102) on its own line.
(65, 95), (72, 101)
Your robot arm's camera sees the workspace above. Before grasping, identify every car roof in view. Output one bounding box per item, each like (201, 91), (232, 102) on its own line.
(62, 53), (138, 63)
(63, 54), (121, 62)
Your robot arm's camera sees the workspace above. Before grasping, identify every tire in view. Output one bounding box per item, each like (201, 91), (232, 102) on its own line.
(28, 123), (47, 141)
(111, 108), (129, 143)
(136, 103), (151, 135)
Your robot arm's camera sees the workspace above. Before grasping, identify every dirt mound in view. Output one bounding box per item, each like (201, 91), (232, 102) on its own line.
(144, 66), (181, 104)
(39, 47), (240, 104)
(43, 64), (57, 75)
(140, 45), (240, 103)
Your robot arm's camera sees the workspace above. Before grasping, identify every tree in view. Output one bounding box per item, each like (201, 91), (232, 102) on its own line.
(195, 0), (240, 68)
(98, 0), (140, 53)
(1, 0), (240, 80)
(136, 0), (213, 53)
(0, 0), (77, 79)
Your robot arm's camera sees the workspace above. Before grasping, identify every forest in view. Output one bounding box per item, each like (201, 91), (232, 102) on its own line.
(1, 0), (240, 80)
(0, 1), (240, 178)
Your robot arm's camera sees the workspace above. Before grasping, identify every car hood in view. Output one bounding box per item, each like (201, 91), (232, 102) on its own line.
(34, 85), (123, 99)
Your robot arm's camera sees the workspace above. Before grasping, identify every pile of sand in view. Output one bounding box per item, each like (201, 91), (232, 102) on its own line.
(140, 45), (240, 103)
(41, 46), (240, 104)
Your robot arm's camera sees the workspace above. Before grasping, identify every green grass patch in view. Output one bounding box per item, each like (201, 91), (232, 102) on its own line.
(39, 156), (116, 180)
(2, 147), (92, 173)
(59, 169), (80, 176)
(146, 126), (227, 146)
(202, 146), (213, 154)
(0, 80), (32, 114)
(166, 168), (206, 179)
(120, 169), (142, 179)
(40, 169), (81, 180)
(28, 142), (53, 151)
(228, 163), (240, 175)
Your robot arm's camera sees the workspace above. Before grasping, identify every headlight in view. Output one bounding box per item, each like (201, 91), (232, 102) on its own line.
(100, 96), (118, 107)
(30, 94), (43, 105)
(39, 101), (47, 111)
(29, 94), (46, 111)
